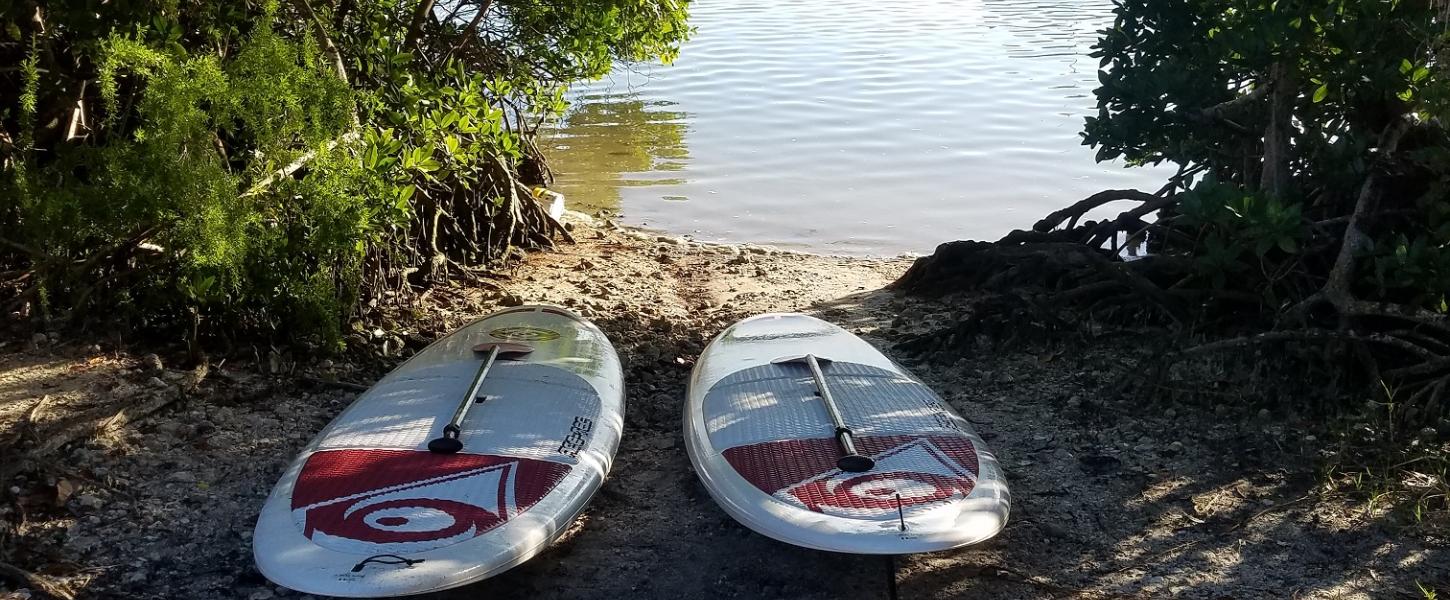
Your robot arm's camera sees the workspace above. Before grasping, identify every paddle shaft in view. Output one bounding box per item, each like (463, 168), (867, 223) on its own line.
(802, 354), (872, 470)
(443, 345), (500, 439)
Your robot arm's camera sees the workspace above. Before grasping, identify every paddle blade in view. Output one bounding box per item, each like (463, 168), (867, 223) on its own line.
(770, 354), (833, 365)
(837, 454), (876, 473)
(427, 436), (464, 454)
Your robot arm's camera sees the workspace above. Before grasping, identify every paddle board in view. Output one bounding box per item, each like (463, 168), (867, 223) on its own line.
(684, 313), (1009, 554)
(254, 305), (624, 597)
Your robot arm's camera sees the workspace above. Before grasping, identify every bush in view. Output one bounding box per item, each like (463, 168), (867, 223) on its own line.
(0, 0), (691, 349)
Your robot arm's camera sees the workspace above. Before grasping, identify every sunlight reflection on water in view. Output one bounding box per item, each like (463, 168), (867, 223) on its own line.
(545, 0), (1172, 256)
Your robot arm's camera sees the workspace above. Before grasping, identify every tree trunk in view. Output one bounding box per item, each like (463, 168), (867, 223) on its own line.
(1259, 61), (1295, 198)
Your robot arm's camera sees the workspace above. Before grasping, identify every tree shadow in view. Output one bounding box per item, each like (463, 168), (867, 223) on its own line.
(803, 287), (1449, 599)
(8, 281), (1444, 599)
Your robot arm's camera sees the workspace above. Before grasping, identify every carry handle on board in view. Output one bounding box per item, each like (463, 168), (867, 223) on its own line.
(773, 354), (876, 473)
(427, 342), (534, 454)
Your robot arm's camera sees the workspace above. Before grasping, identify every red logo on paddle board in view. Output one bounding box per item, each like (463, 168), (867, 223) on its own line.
(290, 449), (570, 554)
(723, 435), (978, 519)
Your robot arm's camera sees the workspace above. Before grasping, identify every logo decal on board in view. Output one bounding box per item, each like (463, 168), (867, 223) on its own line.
(488, 326), (560, 342)
(291, 449), (570, 554)
(723, 435), (978, 519)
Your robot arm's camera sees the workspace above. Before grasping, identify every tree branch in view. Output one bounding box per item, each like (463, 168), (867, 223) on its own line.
(1181, 329), (1439, 360)
(241, 132), (360, 198)
(444, 0), (493, 61)
(1292, 118), (1413, 319)
(1032, 189), (1161, 233)
(0, 561), (73, 600)
(1192, 83), (1271, 124)
(406, 0), (438, 52)
(294, 0), (350, 84)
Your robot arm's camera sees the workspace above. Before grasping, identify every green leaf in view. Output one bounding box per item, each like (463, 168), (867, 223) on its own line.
(1412, 66), (1429, 83)
(1312, 83), (1328, 103)
(1400, 58), (1413, 74)
(1255, 237), (1274, 257)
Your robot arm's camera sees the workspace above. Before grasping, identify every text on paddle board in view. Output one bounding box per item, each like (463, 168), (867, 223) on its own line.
(557, 416), (594, 458)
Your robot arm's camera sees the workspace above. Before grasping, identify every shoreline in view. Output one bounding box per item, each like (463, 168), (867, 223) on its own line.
(580, 212), (928, 261)
(1, 222), (1443, 599)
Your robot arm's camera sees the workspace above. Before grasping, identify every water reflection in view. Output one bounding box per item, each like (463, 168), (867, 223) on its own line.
(547, 93), (690, 215)
(546, 0), (1171, 255)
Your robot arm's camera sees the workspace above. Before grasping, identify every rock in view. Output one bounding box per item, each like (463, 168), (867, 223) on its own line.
(247, 588), (276, 600)
(147, 376), (168, 389)
(1036, 521), (1077, 541)
(77, 494), (105, 510)
(319, 359), (334, 370)
(30, 332), (48, 347)
(168, 471), (197, 484)
(141, 353), (164, 373)
(1078, 454), (1122, 475)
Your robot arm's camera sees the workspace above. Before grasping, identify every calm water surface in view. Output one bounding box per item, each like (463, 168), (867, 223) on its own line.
(546, 0), (1171, 255)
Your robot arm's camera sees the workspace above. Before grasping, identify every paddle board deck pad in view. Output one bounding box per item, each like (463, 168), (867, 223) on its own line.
(254, 306), (624, 597)
(685, 313), (1009, 554)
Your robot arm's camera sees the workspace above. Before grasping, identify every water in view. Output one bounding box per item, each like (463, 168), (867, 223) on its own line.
(545, 0), (1172, 256)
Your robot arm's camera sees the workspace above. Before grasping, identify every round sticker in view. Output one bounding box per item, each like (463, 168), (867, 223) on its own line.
(489, 326), (560, 342)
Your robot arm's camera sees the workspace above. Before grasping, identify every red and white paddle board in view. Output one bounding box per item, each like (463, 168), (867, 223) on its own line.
(254, 306), (623, 597)
(684, 313), (1009, 554)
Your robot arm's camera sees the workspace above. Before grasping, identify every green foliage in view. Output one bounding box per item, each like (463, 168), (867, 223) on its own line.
(6, 17), (366, 344)
(1085, 0), (1447, 173)
(0, 0), (691, 346)
(1179, 176), (1304, 294)
(1085, 0), (1450, 314)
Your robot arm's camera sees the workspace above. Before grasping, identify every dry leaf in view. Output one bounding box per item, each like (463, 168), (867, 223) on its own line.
(55, 478), (77, 506)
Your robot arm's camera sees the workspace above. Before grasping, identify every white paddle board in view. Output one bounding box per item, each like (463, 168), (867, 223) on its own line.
(684, 313), (1009, 554)
(254, 306), (623, 597)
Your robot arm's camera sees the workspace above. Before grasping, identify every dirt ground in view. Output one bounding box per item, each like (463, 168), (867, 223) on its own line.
(2, 219), (1447, 599)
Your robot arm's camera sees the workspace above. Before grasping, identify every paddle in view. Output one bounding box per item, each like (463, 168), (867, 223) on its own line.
(427, 342), (533, 454)
(773, 354), (875, 472)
